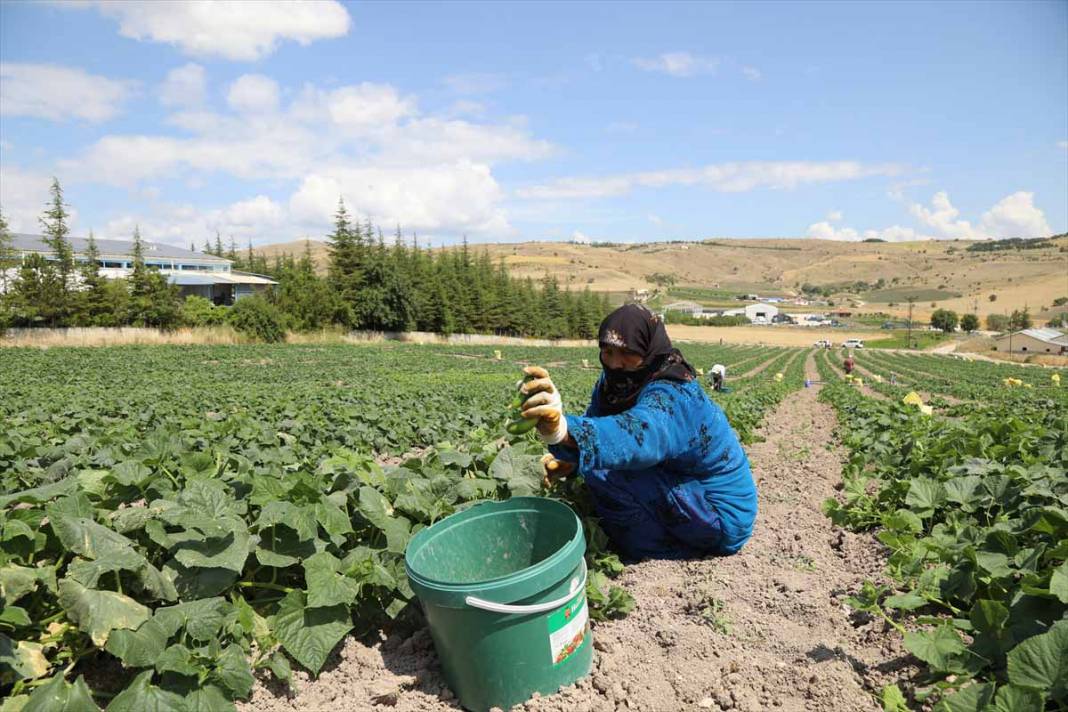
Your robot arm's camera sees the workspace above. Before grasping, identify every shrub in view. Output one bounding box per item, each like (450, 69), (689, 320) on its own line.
(181, 295), (226, 327)
(227, 295), (285, 342)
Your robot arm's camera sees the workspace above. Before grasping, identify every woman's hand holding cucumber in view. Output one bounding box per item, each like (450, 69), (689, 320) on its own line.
(518, 366), (568, 445)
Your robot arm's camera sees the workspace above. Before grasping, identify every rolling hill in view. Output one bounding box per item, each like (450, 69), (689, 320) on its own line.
(256, 236), (1068, 324)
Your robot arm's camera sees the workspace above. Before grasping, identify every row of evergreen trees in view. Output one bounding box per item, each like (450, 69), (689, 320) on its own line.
(0, 180), (182, 329)
(0, 180), (611, 339)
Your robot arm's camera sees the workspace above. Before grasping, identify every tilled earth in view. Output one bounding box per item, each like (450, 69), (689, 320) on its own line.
(239, 356), (911, 712)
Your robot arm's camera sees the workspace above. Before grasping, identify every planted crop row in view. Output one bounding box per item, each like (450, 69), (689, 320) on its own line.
(857, 351), (1066, 408)
(710, 349), (807, 444)
(0, 342), (793, 710)
(816, 351), (1067, 710)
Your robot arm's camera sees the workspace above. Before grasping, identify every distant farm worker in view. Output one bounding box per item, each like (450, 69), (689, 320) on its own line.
(520, 304), (758, 561)
(710, 364), (726, 392)
(844, 353), (855, 375)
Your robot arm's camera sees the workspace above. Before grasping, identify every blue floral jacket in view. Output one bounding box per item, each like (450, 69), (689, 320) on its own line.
(551, 377), (757, 556)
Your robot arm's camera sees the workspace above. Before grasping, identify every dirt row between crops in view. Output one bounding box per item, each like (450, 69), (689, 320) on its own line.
(733, 351), (785, 380)
(239, 354), (912, 712)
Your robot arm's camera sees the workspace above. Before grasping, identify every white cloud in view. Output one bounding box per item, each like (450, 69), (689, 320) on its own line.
(571, 230), (592, 244)
(288, 162), (511, 235)
(979, 191), (1051, 238)
(826, 210), (843, 222)
(227, 74), (281, 114)
(741, 66), (762, 81)
(82, 0), (351, 61)
(442, 73), (508, 95)
(647, 214), (663, 226)
(805, 221), (920, 242)
(1058, 140), (1068, 150)
(0, 63), (133, 122)
(0, 165), (67, 233)
(909, 191), (978, 239)
(159, 63), (206, 107)
(634, 52), (719, 77)
(804, 189), (1053, 242)
(319, 83), (416, 129)
(517, 161), (906, 199)
(102, 194), (287, 246)
(52, 69), (555, 239)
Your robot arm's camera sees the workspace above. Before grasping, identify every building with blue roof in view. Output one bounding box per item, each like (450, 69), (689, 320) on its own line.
(6, 234), (277, 305)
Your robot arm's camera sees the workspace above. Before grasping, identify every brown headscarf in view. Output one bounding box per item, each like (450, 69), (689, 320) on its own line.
(595, 304), (695, 415)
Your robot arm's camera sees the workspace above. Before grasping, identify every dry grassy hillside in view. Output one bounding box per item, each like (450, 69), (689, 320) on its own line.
(257, 236), (1067, 322)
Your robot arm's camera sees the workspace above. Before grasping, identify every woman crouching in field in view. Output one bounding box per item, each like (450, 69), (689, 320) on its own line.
(520, 304), (758, 560)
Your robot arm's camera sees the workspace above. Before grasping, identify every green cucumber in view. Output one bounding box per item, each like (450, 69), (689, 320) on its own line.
(504, 373), (537, 435)
(506, 417), (538, 435)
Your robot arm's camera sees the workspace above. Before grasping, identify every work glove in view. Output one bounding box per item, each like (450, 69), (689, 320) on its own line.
(519, 366), (568, 445)
(540, 454), (575, 488)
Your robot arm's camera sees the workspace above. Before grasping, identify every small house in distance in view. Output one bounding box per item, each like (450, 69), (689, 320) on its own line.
(7, 233), (276, 305)
(993, 328), (1067, 355)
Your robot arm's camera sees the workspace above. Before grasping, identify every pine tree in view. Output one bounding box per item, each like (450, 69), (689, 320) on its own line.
(7, 254), (64, 326)
(130, 226), (150, 299)
(227, 237), (238, 264)
(203, 239), (212, 255)
(127, 226), (180, 329)
(39, 178), (75, 324)
(0, 209), (13, 295)
(214, 231), (224, 258)
(246, 238), (255, 272)
(326, 198), (362, 326)
(75, 230), (108, 325)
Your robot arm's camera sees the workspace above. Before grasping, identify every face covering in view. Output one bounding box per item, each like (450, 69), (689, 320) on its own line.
(595, 303), (695, 415)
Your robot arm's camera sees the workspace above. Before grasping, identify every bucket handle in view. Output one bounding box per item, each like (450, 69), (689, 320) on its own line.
(464, 559), (588, 615)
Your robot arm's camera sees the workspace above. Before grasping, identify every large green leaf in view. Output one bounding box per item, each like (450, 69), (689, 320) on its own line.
(1049, 560), (1068, 604)
(154, 644), (200, 677)
(57, 579), (151, 647)
(1006, 619), (1068, 698)
(104, 671), (185, 712)
(170, 518), (250, 574)
(161, 560), (237, 601)
(931, 682), (994, 712)
(0, 480), (78, 509)
(988, 684), (1044, 712)
(212, 644), (254, 699)
(154, 597), (233, 641)
(943, 475), (984, 512)
(256, 501), (318, 542)
(270, 590), (352, 674)
(357, 486), (395, 530)
(1, 634), (50, 682)
(48, 515), (138, 561)
(968, 599), (1009, 634)
(302, 552), (361, 608)
(103, 618), (169, 667)
(903, 625), (967, 672)
(22, 674), (99, 712)
(905, 478), (947, 518)
(182, 685), (235, 712)
(0, 565), (40, 603)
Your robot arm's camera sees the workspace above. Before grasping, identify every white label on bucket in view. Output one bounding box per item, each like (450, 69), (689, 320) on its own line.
(548, 591), (589, 666)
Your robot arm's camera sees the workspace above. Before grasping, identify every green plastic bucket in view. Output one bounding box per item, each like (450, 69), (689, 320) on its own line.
(405, 497), (593, 712)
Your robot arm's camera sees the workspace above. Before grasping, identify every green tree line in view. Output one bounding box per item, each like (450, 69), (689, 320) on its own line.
(0, 180), (610, 340)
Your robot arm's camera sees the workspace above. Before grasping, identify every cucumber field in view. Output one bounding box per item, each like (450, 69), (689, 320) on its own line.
(1, 342), (1065, 712)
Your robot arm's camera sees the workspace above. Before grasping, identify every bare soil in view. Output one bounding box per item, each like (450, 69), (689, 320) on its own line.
(239, 355), (910, 712)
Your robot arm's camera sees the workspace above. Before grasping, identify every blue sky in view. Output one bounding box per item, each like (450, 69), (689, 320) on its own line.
(1, 1), (1065, 247)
